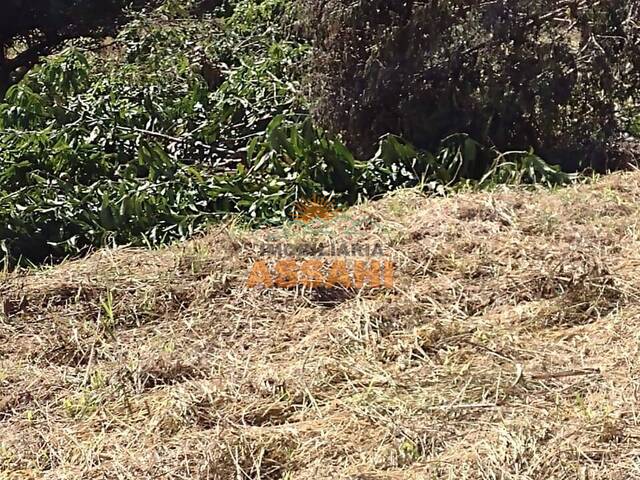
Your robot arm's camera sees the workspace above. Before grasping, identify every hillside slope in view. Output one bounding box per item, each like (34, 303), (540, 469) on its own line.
(2, 173), (640, 479)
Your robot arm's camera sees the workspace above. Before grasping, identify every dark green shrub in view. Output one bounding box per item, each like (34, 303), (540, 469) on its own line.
(306, 0), (640, 171)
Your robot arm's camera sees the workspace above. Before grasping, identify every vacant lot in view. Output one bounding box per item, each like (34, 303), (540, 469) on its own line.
(2, 173), (640, 479)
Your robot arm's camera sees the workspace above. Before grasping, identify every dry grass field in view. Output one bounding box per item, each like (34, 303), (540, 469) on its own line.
(3, 173), (640, 479)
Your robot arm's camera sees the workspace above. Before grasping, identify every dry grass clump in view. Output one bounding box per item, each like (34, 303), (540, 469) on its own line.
(4, 173), (640, 478)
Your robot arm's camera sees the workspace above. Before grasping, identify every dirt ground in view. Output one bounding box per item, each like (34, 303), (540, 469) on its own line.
(3, 173), (640, 479)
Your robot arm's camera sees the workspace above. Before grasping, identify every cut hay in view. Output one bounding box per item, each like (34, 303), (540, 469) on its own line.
(3, 173), (640, 478)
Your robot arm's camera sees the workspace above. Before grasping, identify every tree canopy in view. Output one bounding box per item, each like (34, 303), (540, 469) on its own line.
(0, 0), (149, 96)
(307, 0), (640, 170)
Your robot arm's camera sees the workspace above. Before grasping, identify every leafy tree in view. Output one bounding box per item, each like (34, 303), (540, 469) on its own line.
(306, 0), (640, 171)
(0, 0), (152, 97)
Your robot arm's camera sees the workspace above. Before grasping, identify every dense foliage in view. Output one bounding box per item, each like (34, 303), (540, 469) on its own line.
(307, 0), (640, 170)
(0, 0), (605, 266)
(0, 0), (157, 97)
